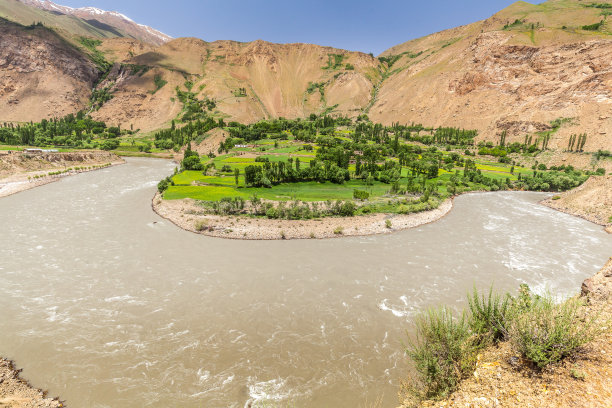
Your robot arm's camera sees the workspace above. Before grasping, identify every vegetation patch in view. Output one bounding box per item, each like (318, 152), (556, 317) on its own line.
(322, 53), (345, 70)
(152, 75), (168, 94)
(581, 20), (605, 31)
(78, 37), (111, 72)
(402, 285), (604, 405)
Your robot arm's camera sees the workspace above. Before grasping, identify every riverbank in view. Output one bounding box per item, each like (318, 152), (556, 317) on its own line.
(0, 359), (62, 407)
(541, 175), (612, 233)
(152, 193), (454, 240)
(400, 257), (612, 408)
(0, 151), (124, 198)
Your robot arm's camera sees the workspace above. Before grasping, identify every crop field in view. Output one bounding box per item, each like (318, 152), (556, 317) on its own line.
(164, 137), (532, 203)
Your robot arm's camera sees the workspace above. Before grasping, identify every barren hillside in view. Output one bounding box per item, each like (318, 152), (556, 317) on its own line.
(372, 0), (612, 152)
(91, 38), (381, 131)
(0, 17), (99, 122)
(0, 0), (610, 152)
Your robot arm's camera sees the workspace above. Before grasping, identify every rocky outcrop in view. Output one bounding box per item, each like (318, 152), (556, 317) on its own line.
(581, 257), (612, 301)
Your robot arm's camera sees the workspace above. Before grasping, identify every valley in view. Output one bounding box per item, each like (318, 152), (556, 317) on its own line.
(0, 0), (611, 407)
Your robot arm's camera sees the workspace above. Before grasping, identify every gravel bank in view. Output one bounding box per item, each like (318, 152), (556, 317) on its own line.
(152, 193), (454, 240)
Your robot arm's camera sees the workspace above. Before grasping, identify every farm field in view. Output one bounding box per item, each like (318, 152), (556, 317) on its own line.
(163, 127), (537, 206)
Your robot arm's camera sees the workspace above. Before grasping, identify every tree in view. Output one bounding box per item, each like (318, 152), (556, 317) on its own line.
(182, 155), (203, 170)
(234, 168), (240, 186)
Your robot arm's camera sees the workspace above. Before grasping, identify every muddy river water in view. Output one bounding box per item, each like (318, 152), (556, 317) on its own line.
(0, 158), (610, 407)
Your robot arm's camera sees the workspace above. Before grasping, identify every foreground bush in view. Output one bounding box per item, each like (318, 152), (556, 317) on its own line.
(405, 308), (477, 401)
(467, 286), (511, 346)
(403, 285), (602, 403)
(508, 296), (600, 369)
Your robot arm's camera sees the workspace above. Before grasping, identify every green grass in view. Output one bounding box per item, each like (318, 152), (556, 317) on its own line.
(165, 179), (400, 201)
(167, 147), (532, 204)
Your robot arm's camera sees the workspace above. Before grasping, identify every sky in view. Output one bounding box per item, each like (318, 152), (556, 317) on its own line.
(56, 0), (532, 55)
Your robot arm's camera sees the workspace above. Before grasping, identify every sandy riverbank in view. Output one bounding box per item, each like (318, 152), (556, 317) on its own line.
(0, 152), (124, 199)
(152, 193), (454, 240)
(0, 359), (62, 407)
(541, 175), (612, 233)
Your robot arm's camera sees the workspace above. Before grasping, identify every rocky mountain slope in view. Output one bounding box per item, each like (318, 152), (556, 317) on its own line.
(0, 0), (171, 44)
(90, 38), (381, 131)
(0, 0), (610, 152)
(371, 0), (612, 151)
(0, 17), (98, 122)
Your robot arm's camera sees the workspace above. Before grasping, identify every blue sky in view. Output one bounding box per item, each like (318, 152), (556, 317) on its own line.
(58, 0), (532, 55)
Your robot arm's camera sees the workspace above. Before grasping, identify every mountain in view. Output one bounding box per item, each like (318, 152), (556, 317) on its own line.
(369, 0), (612, 151)
(0, 0), (610, 152)
(90, 38), (381, 131)
(0, 17), (98, 121)
(0, 0), (171, 45)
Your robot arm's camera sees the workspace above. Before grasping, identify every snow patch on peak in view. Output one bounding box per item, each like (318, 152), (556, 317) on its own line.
(17, 0), (172, 44)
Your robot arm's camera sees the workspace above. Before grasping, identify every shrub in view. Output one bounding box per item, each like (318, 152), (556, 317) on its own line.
(152, 75), (167, 93)
(157, 178), (169, 193)
(353, 189), (370, 200)
(195, 220), (208, 232)
(333, 226), (344, 235)
(467, 287), (511, 346)
(552, 195), (561, 200)
(385, 219), (392, 229)
(405, 308), (476, 400)
(508, 296), (600, 369)
(100, 139), (119, 150)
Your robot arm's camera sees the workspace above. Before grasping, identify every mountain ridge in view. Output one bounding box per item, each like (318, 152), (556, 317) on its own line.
(0, 0), (610, 153)
(2, 0), (172, 45)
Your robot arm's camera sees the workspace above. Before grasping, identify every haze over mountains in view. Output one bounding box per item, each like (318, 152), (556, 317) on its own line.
(0, 0), (610, 151)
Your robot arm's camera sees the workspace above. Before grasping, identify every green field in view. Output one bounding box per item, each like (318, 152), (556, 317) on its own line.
(163, 139), (531, 203)
(155, 116), (591, 220)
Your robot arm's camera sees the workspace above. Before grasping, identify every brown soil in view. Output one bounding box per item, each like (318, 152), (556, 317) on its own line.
(0, 359), (62, 408)
(541, 175), (612, 233)
(152, 193), (453, 240)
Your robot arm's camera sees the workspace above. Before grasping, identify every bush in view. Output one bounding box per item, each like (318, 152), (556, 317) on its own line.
(100, 139), (119, 150)
(353, 189), (370, 200)
(582, 21), (604, 31)
(194, 220), (208, 232)
(157, 179), (170, 193)
(467, 287), (511, 346)
(405, 308), (476, 400)
(508, 296), (600, 369)
(182, 155), (204, 171)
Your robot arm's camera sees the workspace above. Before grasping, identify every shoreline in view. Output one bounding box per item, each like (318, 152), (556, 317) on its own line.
(541, 199), (612, 234)
(0, 153), (125, 199)
(152, 192), (455, 240)
(154, 186), (611, 240)
(0, 358), (62, 407)
(539, 175), (612, 234)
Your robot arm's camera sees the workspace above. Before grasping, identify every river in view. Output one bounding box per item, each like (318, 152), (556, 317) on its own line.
(0, 158), (610, 407)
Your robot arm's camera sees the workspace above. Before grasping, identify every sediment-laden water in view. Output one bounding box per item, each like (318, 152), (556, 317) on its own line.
(0, 158), (610, 407)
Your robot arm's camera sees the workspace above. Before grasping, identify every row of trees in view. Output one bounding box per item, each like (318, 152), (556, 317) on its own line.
(0, 112), (116, 147)
(153, 117), (222, 150)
